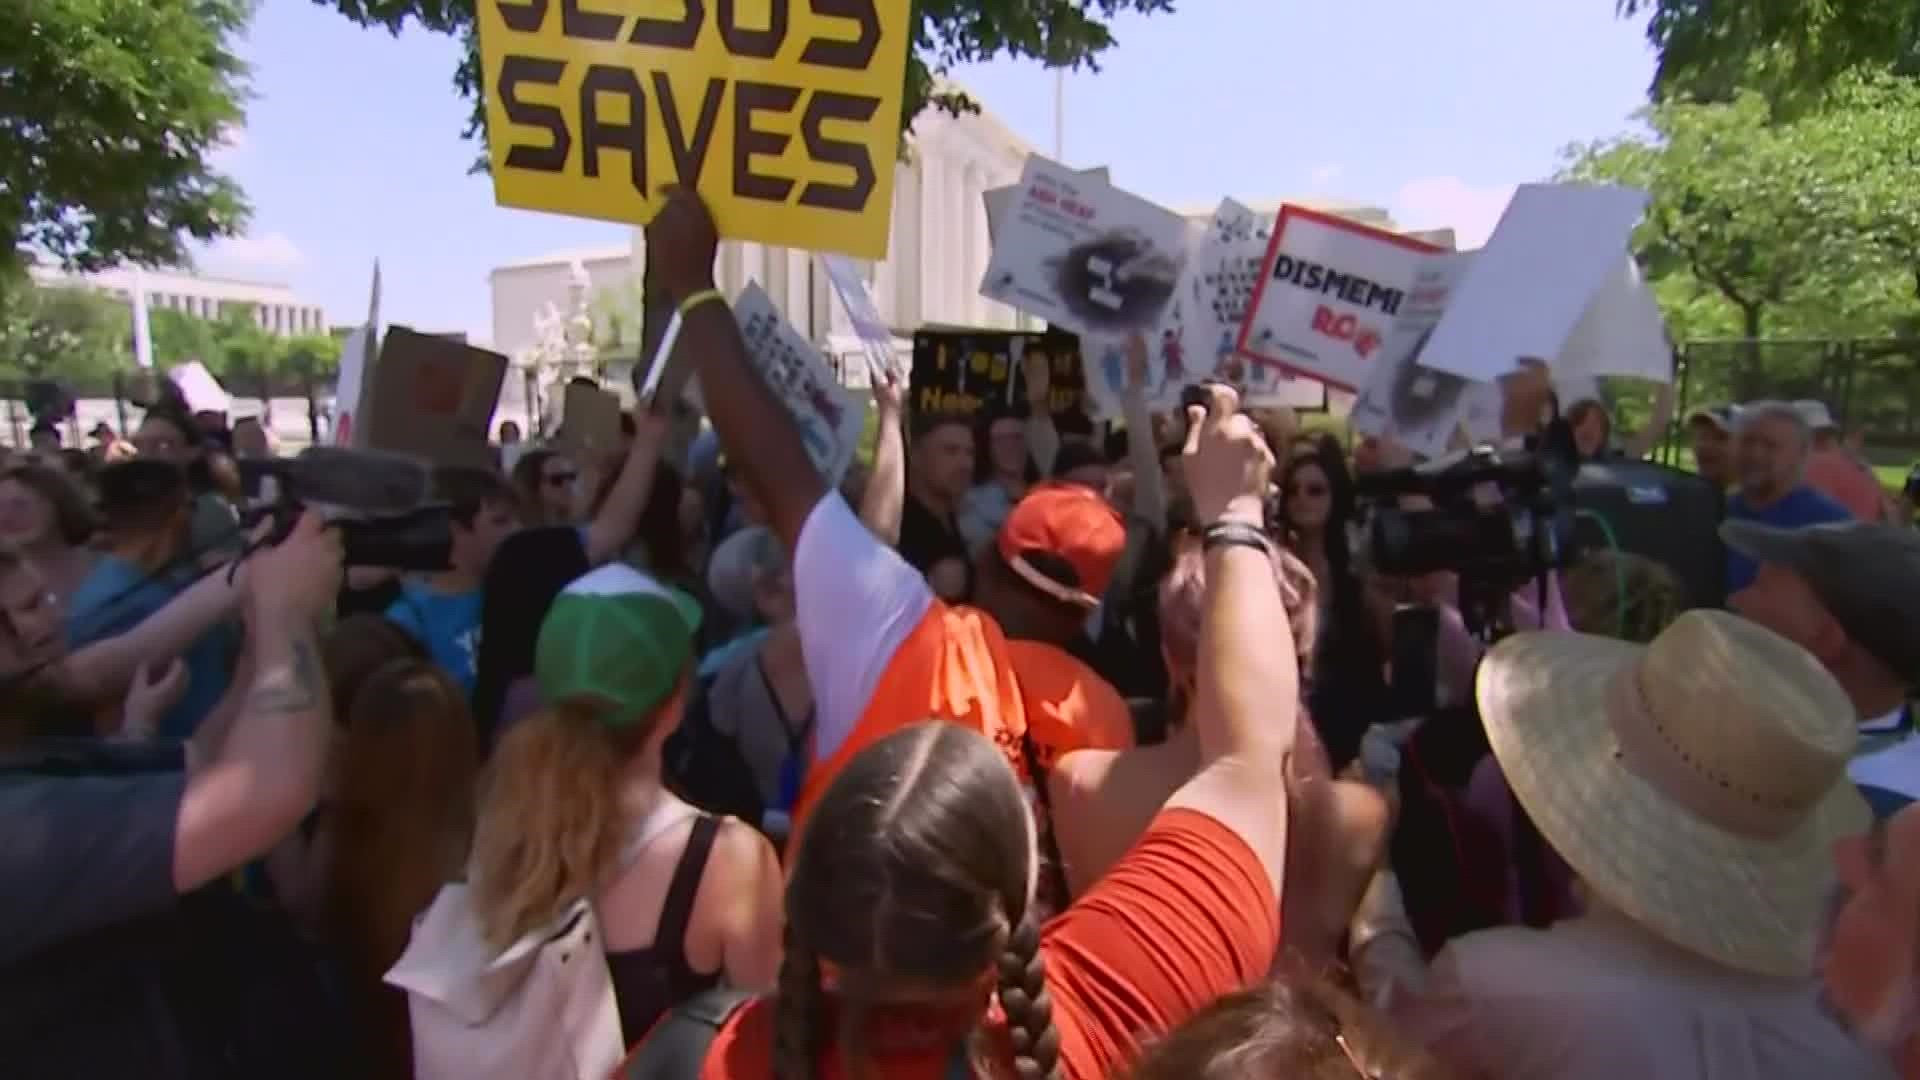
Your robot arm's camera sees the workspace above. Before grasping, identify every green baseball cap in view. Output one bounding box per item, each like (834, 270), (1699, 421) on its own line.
(535, 564), (703, 728)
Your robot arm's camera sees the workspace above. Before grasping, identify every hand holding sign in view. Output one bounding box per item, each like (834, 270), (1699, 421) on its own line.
(475, 0), (911, 259)
(648, 186), (720, 303)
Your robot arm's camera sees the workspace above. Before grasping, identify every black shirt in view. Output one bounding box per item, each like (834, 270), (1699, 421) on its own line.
(897, 495), (972, 599)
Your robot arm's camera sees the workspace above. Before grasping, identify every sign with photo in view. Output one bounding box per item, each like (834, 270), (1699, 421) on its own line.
(360, 327), (509, 471)
(1350, 252), (1500, 459)
(732, 283), (861, 484)
(1237, 205), (1440, 392)
(979, 155), (1198, 337)
(473, 0), (911, 259)
(909, 328), (1091, 436)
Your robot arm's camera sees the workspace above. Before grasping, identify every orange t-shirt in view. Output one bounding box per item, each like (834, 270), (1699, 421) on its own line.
(789, 601), (1135, 838)
(1805, 448), (1882, 522)
(681, 809), (1280, 1080)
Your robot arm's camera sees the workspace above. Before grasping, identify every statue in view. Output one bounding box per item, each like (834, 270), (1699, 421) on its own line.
(514, 260), (602, 436)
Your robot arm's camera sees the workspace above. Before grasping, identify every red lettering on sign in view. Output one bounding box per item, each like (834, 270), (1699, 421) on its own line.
(1321, 308), (1359, 341)
(1312, 305), (1384, 356)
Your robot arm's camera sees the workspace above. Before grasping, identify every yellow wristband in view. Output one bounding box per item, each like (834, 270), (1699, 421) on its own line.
(677, 288), (724, 318)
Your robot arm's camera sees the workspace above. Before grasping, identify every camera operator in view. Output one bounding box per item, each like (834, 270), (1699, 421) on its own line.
(0, 511), (344, 1077)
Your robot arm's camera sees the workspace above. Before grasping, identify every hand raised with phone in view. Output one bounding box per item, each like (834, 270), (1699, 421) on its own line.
(1182, 382), (1273, 527)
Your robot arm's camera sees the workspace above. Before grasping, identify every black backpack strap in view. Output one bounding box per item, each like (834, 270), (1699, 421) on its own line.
(616, 989), (757, 1078)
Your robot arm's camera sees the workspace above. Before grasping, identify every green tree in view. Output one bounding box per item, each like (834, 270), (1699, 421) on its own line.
(1562, 92), (1850, 387)
(150, 306), (223, 369)
(0, 1), (252, 281)
(282, 332), (344, 381)
(1620, 1), (1920, 107)
(0, 285), (134, 387)
(1799, 72), (1920, 312)
(203, 304), (282, 387)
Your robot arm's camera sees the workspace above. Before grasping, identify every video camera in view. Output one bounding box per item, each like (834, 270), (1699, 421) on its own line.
(238, 447), (453, 572)
(1352, 422), (1580, 643)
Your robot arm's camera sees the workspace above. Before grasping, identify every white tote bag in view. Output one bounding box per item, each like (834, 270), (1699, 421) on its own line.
(385, 885), (625, 1080)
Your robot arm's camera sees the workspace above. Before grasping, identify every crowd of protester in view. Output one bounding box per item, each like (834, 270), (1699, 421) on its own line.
(3, 188), (1920, 1080)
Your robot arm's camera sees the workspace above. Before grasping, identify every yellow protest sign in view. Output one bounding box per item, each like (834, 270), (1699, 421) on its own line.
(476, 0), (910, 260)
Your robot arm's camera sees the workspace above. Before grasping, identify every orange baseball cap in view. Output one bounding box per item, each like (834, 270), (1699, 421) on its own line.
(996, 483), (1126, 608)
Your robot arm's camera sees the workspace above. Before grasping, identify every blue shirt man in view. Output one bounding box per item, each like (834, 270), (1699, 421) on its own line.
(1723, 402), (1854, 594)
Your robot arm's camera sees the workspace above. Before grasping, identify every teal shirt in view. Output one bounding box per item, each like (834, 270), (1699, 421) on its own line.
(385, 582), (484, 694)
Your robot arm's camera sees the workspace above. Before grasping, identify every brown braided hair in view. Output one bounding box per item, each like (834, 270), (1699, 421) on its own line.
(774, 721), (1050, 1079)
(997, 919), (1061, 1079)
(773, 924), (825, 1080)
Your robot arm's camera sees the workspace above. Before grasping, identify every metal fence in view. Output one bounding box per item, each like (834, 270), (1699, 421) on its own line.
(0, 371), (332, 449)
(1674, 338), (1920, 451)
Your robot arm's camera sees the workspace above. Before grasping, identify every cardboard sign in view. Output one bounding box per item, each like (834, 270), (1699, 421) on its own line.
(557, 382), (624, 458)
(1417, 183), (1650, 381)
(474, 0), (911, 260)
(1237, 205), (1439, 392)
(1350, 252), (1500, 459)
(818, 253), (903, 385)
(731, 283), (860, 484)
(359, 327), (508, 471)
(979, 155), (1197, 337)
(910, 328), (1090, 433)
(984, 166), (1110, 248)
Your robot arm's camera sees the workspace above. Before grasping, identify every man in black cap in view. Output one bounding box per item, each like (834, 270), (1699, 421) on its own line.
(1723, 520), (1920, 817)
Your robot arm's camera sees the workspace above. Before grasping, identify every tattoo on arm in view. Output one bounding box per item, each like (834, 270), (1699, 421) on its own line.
(245, 637), (322, 717)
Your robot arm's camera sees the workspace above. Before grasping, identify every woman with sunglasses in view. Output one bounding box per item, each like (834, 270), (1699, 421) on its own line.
(511, 449), (582, 528)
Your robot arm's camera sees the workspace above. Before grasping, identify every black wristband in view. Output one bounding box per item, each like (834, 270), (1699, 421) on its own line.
(1201, 520), (1271, 556)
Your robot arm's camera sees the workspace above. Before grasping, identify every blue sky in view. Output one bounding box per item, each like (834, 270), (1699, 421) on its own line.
(197, 1), (1657, 344)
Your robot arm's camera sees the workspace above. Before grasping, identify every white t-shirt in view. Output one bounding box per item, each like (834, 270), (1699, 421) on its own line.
(791, 494), (933, 763)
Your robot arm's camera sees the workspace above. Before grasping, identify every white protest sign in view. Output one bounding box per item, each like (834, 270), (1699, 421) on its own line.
(332, 260), (382, 446)
(1557, 256), (1673, 384)
(730, 283), (861, 485)
(1238, 206), (1440, 392)
(1416, 183), (1650, 382)
(1351, 252), (1501, 459)
(818, 254), (904, 387)
(979, 155), (1197, 337)
(984, 166), (1110, 249)
(1186, 199), (1321, 409)
(168, 361), (231, 416)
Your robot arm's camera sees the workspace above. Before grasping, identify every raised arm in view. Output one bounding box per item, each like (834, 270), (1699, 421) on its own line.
(171, 512), (341, 893)
(858, 372), (907, 545)
(1619, 380), (1677, 461)
(644, 187), (826, 551)
(60, 557), (246, 700)
(582, 411), (668, 566)
(1163, 383), (1295, 896)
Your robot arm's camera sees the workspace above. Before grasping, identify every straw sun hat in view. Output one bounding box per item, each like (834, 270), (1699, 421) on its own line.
(1477, 609), (1869, 978)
